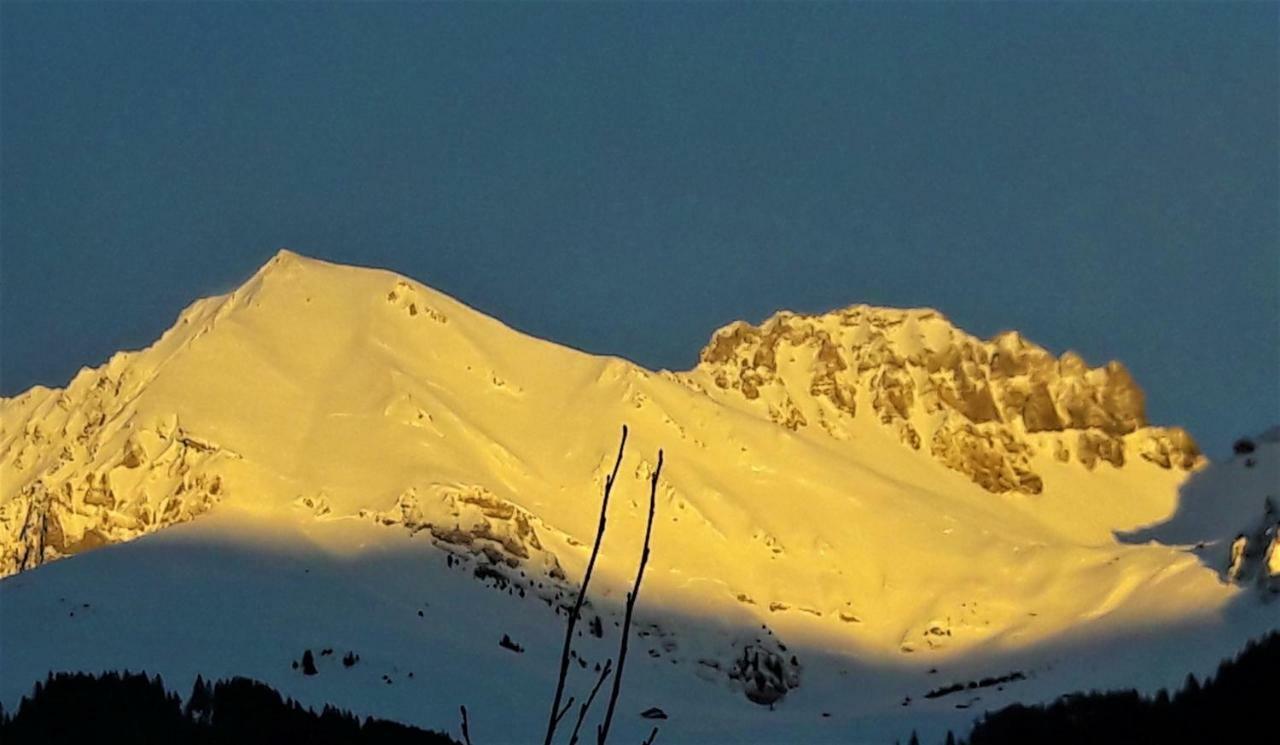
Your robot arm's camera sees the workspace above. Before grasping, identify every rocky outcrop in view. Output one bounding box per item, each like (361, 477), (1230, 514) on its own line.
(1076, 431), (1126, 470)
(1225, 497), (1279, 593)
(363, 484), (565, 582)
(0, 359), (233, 577)
(386, 279), (449, 324)
(930, 421), (1043, 495)
(1134, 427), (1200, 470)
(1267, 531), (1280, 588)
(690, 306), (1200, 494)
(727, 643), (802, 706)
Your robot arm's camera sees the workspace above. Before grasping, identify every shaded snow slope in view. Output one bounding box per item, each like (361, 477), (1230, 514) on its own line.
(1122, 430), (1279, 592)
(2, 250), (1275, 742)
(3, 499), (1274, 745)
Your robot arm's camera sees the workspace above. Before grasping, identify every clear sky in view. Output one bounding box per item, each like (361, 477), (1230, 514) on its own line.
(1, 2), (1276, 454)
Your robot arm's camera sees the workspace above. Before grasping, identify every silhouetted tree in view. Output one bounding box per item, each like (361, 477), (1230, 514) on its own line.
(186, 674), (212, 725)
(301, 649), (318, 676)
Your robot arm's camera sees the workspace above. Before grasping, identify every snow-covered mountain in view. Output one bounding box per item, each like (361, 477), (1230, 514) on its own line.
(2, 251), (1275, 743)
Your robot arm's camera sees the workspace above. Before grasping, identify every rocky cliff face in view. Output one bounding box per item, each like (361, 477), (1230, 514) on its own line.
(0, 346), (234, 577)
(1223, 431), (1280, 594)
(688, 305), (1200, 495)
(1224, 498), (1278, 594)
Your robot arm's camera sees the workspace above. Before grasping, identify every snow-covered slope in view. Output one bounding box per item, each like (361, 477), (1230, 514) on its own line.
(1, 251), (1275, 743)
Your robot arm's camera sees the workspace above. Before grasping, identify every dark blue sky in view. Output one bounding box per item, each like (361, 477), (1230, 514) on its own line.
(2, 3), (1276, 454)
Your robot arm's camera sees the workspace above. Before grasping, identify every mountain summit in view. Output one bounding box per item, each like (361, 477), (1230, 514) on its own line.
(1, 249), (1199, 575)
(1, 251), (1274, 742)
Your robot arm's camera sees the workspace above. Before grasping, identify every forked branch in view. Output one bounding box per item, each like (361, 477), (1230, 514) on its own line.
(543, 425), (629, 745)
(553, 696), (576, 729)
(568, 659), (613, 745)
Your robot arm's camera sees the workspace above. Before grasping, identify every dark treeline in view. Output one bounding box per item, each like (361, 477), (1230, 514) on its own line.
(6, 631), (1276, 744)
(960, 631), (1279, 744)
(0, 671), (459, 745)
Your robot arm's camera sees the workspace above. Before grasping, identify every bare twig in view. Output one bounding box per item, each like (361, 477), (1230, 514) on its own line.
(460, 705), (473, 745)
(568, 659), (614, 745)
(642, 727), (659, 745)
(554, 696), (576, 728)
(543, 426), (629, 745)
(596, 449), (662, 745)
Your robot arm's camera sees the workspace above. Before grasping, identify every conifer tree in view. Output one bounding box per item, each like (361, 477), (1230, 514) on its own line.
(186, 675), (212, 725)
(302, 649), (318, 676)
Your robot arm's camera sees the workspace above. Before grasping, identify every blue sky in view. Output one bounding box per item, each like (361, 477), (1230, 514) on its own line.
(1, 2), (1276, 454)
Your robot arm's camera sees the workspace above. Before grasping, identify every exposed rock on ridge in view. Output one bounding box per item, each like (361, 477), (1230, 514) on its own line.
(690, 305), (1200, 494)
(0, 357), (232, 576)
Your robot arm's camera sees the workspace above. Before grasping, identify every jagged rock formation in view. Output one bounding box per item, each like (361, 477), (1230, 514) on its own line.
(689, 306), (1200, 494)
(361, 484), (565, 582)
(1225, 497), (1279, 594)
(0, 356), (233, 576)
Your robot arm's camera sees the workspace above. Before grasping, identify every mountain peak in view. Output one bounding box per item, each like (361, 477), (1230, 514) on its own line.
(2, 253), (1203, 588)
(263, 247), (321, 270)
(248, 247), (316, 281)
(269, 246), (303, 264)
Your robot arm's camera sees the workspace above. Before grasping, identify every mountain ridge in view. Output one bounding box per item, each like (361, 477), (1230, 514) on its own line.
(1, 249), (1200, 580)
(2, 250), (1276, 742)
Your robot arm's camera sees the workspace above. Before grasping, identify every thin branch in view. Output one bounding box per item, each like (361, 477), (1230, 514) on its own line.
(460, 705), (473, 745)
(568, 659), (613, 745)
(543, 425), (629, 745)
(642, 727), (659, 745)
(553, 696), (576, 728)
(597, 449), (662, 745)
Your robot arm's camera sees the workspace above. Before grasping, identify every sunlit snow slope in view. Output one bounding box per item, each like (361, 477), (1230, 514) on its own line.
(2, 251), (1276, 743)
